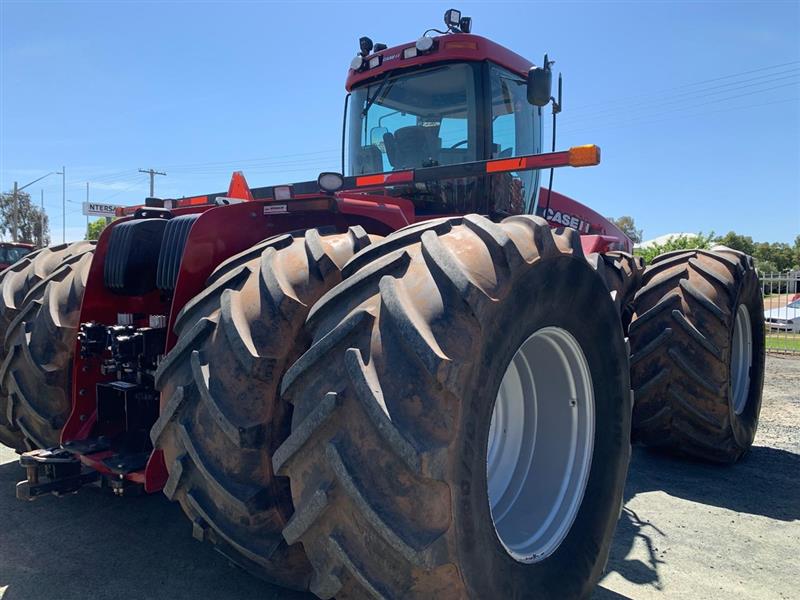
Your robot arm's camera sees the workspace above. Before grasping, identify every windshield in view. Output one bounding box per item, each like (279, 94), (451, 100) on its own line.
(346, 64), (478, 175)
(0, 246), (31, 264)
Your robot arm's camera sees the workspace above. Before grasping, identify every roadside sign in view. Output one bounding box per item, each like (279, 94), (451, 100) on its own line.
(82, 202), (119, 217)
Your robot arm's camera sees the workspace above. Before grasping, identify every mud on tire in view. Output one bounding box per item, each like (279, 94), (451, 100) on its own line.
(0, 243), (96, 451)
(629, 246), (765, 462)
(150, 226), (378, 590)
(276, 215), (632, 599)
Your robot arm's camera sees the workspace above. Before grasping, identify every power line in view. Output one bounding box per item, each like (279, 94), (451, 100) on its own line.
(563, 70), (800, 125)
(568, 60), (800, 111)
(559, 95), (798, 136)
(159, 148), (339, 170)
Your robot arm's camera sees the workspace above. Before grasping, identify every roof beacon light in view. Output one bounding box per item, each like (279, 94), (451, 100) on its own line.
(373, 43), (388, 52)
(415, 36), (434, 53)
(444, 9), (461, 28)
(318, 172), (344, 193)
(273, 185), (293, 201)
(459, 16), (472, 33)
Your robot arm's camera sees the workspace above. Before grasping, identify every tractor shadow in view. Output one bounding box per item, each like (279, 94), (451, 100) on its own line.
(0, 456), (311, 600)
(2, 445), (797, 600)
(594, 444), (800, 598)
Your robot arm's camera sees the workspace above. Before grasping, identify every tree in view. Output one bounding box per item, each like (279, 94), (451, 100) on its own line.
(609, 215), (643, 244)
(635, 232), (715, 264)
(753, 241), (794, 272)
(716, 231), (756, 257)
(794, 235), (800, 270)
(86, 218), (108, 241)
(716, 232), (798, 273)
(0, 188), (50, 246)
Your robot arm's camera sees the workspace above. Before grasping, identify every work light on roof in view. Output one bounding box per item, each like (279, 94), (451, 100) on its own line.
(444, 9), (461, 27)
(359, 36), (373, 56)
(415, 36), (434, 53)
(443, 8), (472, 33)
(350, 55), (365, 70)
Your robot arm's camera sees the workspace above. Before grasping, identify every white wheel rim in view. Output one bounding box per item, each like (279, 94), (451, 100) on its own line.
(730, 304), (752, 415)
(486, 327), (595, 563)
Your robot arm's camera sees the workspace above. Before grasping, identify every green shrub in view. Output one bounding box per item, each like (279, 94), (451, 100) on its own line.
(634, 232), (716, 265)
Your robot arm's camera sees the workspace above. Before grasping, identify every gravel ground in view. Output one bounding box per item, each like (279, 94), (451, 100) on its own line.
(596, 354), (800, 599)
(0, 355), (797, 600)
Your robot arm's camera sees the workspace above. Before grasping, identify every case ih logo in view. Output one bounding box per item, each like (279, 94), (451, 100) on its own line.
(541, 207), (591, 234)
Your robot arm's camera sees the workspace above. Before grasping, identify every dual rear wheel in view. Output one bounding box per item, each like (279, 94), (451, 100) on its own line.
(158, 220), (765, 598)
(0, 225), (762, 598)
(0, 241), (96, 451)
(156, 216), (632, 597)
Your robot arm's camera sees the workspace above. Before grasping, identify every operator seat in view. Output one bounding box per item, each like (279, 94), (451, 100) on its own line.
(384, 126), (440, 169)
(355, 145), (384, 174)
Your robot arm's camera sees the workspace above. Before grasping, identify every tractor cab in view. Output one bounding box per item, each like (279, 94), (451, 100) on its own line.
(344, 17), (545, 218)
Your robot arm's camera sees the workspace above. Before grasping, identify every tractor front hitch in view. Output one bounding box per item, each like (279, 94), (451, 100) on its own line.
(16, 447), (100, 501)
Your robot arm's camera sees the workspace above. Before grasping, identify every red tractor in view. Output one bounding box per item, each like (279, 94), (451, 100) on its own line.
(2, 10), (764, 598)
(0, 242), (35, 271)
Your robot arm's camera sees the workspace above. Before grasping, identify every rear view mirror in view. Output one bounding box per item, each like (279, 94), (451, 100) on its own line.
(370, 126), (388, 151)
(527, 66), (552, 107)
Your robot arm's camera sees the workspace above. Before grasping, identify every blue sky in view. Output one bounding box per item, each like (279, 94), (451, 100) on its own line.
(1, 1), (798, 243)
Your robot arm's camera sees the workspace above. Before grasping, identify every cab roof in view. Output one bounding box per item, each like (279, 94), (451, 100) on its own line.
(345, 33), (534, 91)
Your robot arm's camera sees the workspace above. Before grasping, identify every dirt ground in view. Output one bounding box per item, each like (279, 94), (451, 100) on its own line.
(0, 356), (797, 600)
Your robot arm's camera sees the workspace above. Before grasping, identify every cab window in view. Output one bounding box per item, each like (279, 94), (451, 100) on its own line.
(489, 65), (542, 214)
(347, 64), (479, 175)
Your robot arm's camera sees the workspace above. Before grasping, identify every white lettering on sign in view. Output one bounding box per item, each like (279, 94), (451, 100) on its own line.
(263, 204), (288, 215)
(82, 202), (119, 217)
(542, 207), (592, 234)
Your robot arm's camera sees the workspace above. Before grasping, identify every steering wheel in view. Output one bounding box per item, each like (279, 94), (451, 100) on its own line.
(449, 140), (468, 149)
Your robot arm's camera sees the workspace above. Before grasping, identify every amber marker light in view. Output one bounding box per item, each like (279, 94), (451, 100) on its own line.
(568, 145), (601, 167)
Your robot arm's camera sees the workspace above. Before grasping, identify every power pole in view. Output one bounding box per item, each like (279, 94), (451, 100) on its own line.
(12, 181), (18, 242)
(10, 171), (58, 244)
(138, 168), (166, 197)
(56, 166), (65, 243)
(40, 189), (45, 247)
(86, 182), (90, 233)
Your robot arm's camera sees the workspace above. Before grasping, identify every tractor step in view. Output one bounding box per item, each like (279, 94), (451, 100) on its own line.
(61, 437), (112, 455)
(102, 451), (149, 475)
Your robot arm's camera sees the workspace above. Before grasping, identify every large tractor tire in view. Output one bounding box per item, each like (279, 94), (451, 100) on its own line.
(587, 251), (645, 331)
(628, 246), (765, 462)
(0, 243), (96, 451)
(0, 242), (95, 341)
(275, 215), (631, 599)
(151, 226), (378, 590)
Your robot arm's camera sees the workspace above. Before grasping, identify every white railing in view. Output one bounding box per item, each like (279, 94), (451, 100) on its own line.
(761, 271), (800, 355)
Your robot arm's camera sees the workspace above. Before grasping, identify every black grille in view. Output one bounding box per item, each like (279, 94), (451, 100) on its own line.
(156, 214), (200, 292)
(104, 218), (169, 295)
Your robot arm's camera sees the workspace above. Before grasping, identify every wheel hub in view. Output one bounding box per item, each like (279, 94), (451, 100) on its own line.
(730, 304), (753, 415)
(487, 327), (595, 563)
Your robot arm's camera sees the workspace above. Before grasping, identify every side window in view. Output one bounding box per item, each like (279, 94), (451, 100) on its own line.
(490, 70), (535, 157)
(489, 65), (542, 215)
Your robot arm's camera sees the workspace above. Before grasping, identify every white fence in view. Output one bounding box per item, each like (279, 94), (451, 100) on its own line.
(761, 271), (799, 355)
